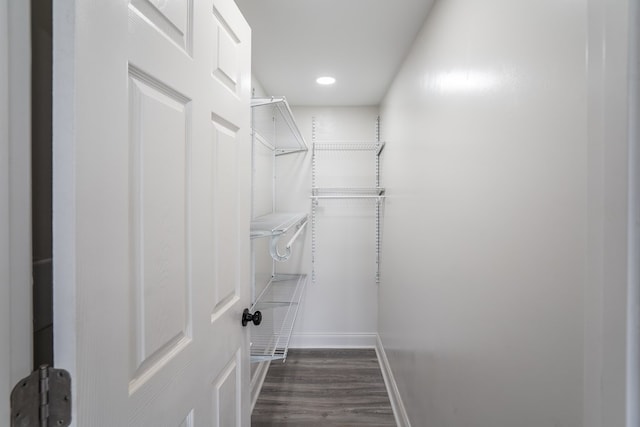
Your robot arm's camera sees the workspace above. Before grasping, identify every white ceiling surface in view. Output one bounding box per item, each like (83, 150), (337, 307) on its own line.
(234, 0), (434, 106)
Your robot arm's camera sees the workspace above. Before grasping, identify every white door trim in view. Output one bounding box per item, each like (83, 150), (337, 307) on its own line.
(626, 0), (640, 424)
(586, 0), (636, 426)
(1, 0), (33, 422)
(1, 0), (11, 420)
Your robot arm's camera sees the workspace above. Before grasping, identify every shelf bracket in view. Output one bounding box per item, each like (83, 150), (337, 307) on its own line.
(269, 219), (307, 262)
(269, 235), (292, 262)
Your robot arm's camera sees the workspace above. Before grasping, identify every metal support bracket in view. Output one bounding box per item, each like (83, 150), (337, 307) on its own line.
(269, 219), (307, 262)
(11, 365), (71, 427)
(269, 234), (292, 262)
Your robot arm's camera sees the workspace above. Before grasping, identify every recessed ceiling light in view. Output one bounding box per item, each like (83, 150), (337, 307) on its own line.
(316, 76), (336, 85)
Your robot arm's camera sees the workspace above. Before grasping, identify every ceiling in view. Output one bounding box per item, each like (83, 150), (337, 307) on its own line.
(233, 0), (435, 106)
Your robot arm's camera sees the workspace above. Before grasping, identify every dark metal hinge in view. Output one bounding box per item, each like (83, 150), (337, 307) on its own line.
(10, 365), (71, 427)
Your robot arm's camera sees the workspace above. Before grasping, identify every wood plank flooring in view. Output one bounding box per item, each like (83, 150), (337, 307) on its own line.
(252, 349), (396, 426)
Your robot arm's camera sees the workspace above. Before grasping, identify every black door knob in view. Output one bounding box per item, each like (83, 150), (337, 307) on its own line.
(242, 308), (262, 326)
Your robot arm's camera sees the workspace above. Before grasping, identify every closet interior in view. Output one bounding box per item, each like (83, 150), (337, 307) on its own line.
(248, 101), (386, 407)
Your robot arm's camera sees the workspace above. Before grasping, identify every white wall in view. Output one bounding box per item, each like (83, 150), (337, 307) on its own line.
(278, 106), (381, 347)
(379, 0), (591, 425)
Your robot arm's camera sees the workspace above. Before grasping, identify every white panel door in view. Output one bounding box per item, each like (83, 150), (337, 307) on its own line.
(52, 0), (251, 425)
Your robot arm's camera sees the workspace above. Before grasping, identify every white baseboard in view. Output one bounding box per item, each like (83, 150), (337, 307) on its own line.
(289, 332), (377, 348)
(250, 360), (271, 413)
(375, 335), (411, 427)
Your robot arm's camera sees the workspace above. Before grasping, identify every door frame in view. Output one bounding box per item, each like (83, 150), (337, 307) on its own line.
(626, 0), (640, 423)
(1, 0), (33, 423)
(585, 0), (638, 426)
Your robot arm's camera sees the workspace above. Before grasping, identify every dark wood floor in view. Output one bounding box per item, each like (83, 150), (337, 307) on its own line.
(252, 349), (396, 426)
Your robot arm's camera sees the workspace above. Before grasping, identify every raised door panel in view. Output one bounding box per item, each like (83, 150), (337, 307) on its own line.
(128, 67), (193, 392)
(129, 0), (193, 54)
(212, 7), (242, 95)
(178, 411), (195, 427)
(211, 115), (241, 319)
(212, 350), (242, 427)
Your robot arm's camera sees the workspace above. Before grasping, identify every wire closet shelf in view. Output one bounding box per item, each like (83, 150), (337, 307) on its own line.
(249, 274), (308, 363)
(251, 96), (308, 156)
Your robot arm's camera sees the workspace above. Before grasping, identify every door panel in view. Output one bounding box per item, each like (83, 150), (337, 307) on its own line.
(53, 0), (251, 425)
(212, 350), (242, 427)
(211, 116), (241, 318)
(130, 0), (193, 55)
(128, 66), (192, 391)
(212, 10), (241, 93)
(179, 411), (195, 427)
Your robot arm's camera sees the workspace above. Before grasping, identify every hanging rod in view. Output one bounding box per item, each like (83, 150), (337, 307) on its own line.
(310, 195), (386, 200)
(286, 220), (308, 250)
(313, 142), (385, 155)
(311, 187), (386, 199)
